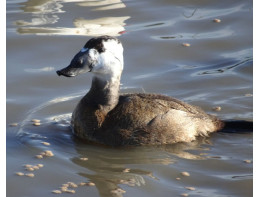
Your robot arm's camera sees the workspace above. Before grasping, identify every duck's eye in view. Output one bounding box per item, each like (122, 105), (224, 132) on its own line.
(97, 48), (105, 53)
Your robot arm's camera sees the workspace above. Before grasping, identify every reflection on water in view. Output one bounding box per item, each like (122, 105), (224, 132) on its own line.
(24, 66), (55, 73)
(15, 0), (130, 36)
(71, 141), (209, 197)
(194, 57), (252, 76)
(15, 0), (63, 26)
(17, 16), (130, 36)
(17, 0), (64, 13)
(152, 27), (234, 41)
(78, 0), (126, 11)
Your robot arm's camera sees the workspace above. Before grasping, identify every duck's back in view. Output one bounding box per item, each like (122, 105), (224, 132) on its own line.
(72, 93), (224, 146)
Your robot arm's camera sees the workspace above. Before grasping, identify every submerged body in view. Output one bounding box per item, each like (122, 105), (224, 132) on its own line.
(57, 36), (224, 146)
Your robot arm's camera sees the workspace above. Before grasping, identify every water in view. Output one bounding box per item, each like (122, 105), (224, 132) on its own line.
(6, 0), (253, 196)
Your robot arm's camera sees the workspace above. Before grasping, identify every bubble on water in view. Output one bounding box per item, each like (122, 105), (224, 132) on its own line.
(67, 182), (78, 188)
(212, 106), (221, 111)
(41, 142), (50, 146)
(52, 190), (62, 194)
(79, 182), (86, 186)
(25, 173), (35, 178)
(44, 150), (54, 157)
(79, 157), (88, 161)
(31, 119), (41, 123)
(26, 167), (35, 171)
(65, 189), (75, 194)
(37, 164), (44, 168)
(33, 122), (41, 126)
(182, 43), (191, 47)
(213, 18), (221, 23)
(33, 166), (40, 170)
(35, 155), (43, 159)
(123, 168), (130, 173)
(181, 172), (190, 177)
(15, 172), (24, 176)
(24, 164), (33, 168)
(9, 123), (18, 127)
(185, 187), (195, 191)
(243, 160), (252, 163)
(60, 186), (68, 192)
(110, 188), (126, 194)
(85, 182), (95, 186)
(62, 184), (69, 188)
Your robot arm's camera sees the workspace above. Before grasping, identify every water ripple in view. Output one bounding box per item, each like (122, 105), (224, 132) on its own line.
(193, 57), (252, 76)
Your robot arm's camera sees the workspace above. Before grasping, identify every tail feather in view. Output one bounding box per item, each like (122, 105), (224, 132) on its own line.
(220, 120), (253, 133)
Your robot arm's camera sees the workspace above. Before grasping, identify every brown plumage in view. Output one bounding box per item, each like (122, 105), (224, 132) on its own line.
(71, 91), (224, 146)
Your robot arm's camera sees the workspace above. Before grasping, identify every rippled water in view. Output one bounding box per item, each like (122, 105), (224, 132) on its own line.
(6, 0), (253, 196)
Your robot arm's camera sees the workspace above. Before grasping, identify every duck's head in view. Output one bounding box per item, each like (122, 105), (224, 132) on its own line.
(57, 36), (124, 80)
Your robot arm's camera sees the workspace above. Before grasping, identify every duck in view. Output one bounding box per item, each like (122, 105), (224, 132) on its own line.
(56, 35), (226, 146)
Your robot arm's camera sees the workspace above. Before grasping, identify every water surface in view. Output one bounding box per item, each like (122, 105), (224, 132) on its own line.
(6, 0), (252, 196)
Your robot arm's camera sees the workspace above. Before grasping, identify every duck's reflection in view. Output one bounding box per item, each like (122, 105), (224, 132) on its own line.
(15, 0), (130, 36)
(17, 16), (129, 36)
(70, 137), (212, 197)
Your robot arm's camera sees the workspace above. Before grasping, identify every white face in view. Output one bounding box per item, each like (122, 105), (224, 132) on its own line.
(88, 39), (124, 81)
(57, 36), (124, 79)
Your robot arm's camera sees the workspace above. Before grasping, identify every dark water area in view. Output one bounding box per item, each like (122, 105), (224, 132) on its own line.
(6, 0), (252, 196)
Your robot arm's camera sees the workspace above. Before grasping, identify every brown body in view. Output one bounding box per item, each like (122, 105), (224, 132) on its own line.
(72, 81), (224, 146)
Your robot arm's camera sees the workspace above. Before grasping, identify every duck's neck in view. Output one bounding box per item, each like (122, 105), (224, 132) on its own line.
(86, 75), (121, 112)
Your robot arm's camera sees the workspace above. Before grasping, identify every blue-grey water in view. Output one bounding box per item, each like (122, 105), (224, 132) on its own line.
(6, 0), (252, 196)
